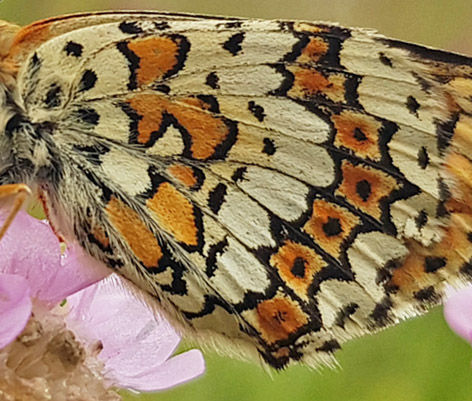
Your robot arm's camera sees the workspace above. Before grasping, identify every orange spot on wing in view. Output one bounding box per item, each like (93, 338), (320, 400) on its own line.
(106, 196), (162, 268)
(332, 111), (382, 161)
(289, 66), (346, 102)
(171, 101), (229, 160)
(256, 294), (309, 344)
(127, 36), (180, 86)
(127, 93), (230, 159)
(296, 37), (329, 64)
(127, 95), (165, 144)
(303, 199), (360, 258)
(389, 212), (472, 295)
(337, 161), (399, 220)
(147, 182), (198, 246)
(270, 241), (326, 300)
(168, 164), (198, 188)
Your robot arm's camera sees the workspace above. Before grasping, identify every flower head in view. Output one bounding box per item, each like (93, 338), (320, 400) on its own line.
(0, 211), (205, 399)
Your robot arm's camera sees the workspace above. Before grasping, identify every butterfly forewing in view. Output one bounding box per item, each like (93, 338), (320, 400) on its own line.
(1, 11), (471, 368)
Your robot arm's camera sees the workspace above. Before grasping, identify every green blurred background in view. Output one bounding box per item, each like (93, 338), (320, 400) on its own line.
(2, 1), (472, 400)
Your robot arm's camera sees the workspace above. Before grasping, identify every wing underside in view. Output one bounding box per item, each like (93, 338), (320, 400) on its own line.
(6, 12), (472, 367)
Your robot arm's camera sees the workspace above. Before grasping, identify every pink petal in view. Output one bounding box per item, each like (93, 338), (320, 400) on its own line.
(67, 275), (205, 390)
(0, 211), (109, 304)
(444, 285), (472, 343)
(113, 349), (205, 392)
(40, 243), (110, 303)
(67, 276), (182, 364)
(0, 211), (61, 298)
(0, 273), (32, 348)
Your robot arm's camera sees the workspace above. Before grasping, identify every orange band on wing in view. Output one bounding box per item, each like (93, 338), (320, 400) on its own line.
(127, 93), (230, 159)
(106, 196), (162, 268)
(147, 182), (198, 246)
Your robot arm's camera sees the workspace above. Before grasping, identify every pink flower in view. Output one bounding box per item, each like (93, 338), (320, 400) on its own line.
(444, 285), (472, 345)
(0, 211), (205, 399)
(66, 274), (205, 391)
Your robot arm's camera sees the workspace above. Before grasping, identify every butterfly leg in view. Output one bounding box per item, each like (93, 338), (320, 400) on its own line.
(0, 183), (32, 240)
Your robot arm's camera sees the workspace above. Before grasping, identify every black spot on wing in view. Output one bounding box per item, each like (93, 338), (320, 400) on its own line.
(436, 179), (450, 218)
(205, 72), (220, 89)
(154, 21), (171, 30)
(232, 167), (247, 183)
(223, 33), (245, 55)
(74, 108), (100, 125)
(79, 70), (97, 92)
(322, 217), (342, 237)
(417, 146), (429, 169)
(64, 41), (83, 57)
(355, 180), (371, 202)
(334, 303), (358, 328)
(209, 183), (227, 214)
(370, 298), (393, 327)
(353, 127), (367, 142)
(154, 84), (171, 94)
(415, 210), (428, 230)
(379, 52), (393, 67)
(248, 101), (266, 122)
(119, 21), (144, 34)
(72, 142), (111, 166)
(424, 256), (446, 273)
(406, 95), (420, 116)
(437, 113), (459, 153)
(290, 257), (306, 278)
(413, 286), (439, 303)
(461, 262), (472, 278)
(316, 339), (341, 353)
(262, 138), (276, 155)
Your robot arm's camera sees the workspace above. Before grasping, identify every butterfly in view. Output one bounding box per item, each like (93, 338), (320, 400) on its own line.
(0, 10), (471, 369)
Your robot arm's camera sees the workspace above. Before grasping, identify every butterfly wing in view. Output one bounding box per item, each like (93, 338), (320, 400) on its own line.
(3, 12), (472, 368)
